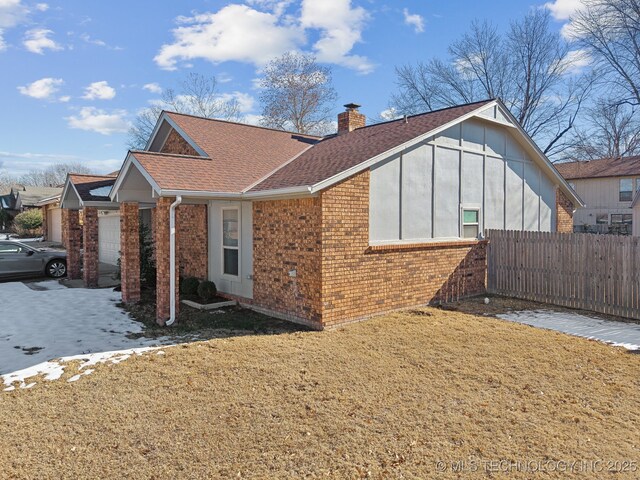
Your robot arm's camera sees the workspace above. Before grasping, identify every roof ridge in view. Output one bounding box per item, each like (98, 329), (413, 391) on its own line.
(164, 111), (324, 139)
(69, 173), (116, 179)
(359, 98), (495, 131)
(130, 150), (211, 160)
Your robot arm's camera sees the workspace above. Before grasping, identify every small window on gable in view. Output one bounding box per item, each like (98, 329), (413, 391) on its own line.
(636, 178), (640, 191)
(222, 208), (239, 277)
(462, 208), (480, 239)
(619, 178), (633, 202)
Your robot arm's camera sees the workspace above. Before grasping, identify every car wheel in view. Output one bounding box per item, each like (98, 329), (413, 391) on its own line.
(46, 260), (67, 278)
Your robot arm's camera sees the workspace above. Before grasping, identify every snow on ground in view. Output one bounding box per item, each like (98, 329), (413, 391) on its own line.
(497, 309), (640, 351)
(0, 280), (176, 389)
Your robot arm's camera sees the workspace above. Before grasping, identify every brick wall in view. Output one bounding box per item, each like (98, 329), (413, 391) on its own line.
(319, 171), (487, 327)
(556, 188), (574, 233)
(253, 197), (323, 327)
(120, 202), (140, 303)
(161, 128), (199, 156)
(82, 207), (99, 287)
(177, 204), (208, 279)
(41, 206), (48, 240)
(251, 170), (487, 329)
(62, 209), (82, 279)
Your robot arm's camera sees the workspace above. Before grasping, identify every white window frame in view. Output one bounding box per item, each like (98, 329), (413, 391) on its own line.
(619, 178), (633, 202)
(221, 207), (240, 279)
(460, 204), (482, 239)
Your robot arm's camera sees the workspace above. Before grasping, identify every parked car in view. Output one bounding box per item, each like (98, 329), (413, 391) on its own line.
(0, 240), (67, 279)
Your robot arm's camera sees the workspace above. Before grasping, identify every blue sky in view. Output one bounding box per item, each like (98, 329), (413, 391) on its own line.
(0, 0), (580, 176)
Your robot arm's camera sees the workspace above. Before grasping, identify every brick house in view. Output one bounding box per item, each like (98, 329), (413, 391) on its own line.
(64, 99), (582, 329)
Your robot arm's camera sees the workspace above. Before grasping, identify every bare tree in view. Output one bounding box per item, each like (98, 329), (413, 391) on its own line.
(258, 52), (338, 135)
(390, 10), (593, 158)
(128, 73), (243, 149)
(569, 100), (640, 160)
(571, 0), (640, 107)
(19, 162), (94, 187)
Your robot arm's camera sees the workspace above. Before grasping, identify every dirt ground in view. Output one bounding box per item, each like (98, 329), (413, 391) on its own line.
(1, 307), (639, 479)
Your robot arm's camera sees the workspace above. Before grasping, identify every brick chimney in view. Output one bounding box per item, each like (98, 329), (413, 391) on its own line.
(338, 103), (365, 135)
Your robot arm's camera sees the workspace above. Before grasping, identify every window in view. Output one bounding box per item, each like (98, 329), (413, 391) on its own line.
(0, 243), (24, 253)
(596, 214), (609, 225)
(619, 178), (633, 202)
(222, 209), (239, 276)
(611, 214), (632, 225)
(462, 209), (480, 239)
(637, 178), (640, 191)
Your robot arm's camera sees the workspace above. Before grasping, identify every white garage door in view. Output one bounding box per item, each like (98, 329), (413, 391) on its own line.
(98, 213), (120, 266)
(48, 208), (62, 243)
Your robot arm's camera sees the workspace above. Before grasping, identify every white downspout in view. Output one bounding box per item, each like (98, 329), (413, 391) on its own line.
(166, 195), (182, 326)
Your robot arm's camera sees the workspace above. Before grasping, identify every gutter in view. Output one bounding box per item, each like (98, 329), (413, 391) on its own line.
(167, 195), (182, 326)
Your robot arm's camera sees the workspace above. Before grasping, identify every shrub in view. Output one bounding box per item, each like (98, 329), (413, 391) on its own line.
(181, 277), (200, 295)
(197, 280), (217, 301)
(13, 209), (43, 236)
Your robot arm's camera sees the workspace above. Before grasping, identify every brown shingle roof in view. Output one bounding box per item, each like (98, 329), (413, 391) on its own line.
(555, 156), (640, 180)
(164, 112), (320, 192)
(131, 151), (222, 191)
(249, 100), (493, 191)
(69, 174), (116, 202)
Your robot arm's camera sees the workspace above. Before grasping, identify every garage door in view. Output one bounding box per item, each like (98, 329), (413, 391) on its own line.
(98, 213), (120, 265)
(48, 208), (62, 243)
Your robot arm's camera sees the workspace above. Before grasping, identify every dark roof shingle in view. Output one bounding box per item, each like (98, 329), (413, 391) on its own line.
(69, 174), (116, 202)
(555, 156), (640, 180)
(249, 100), (493, 192)
(164, 112), (320, 192)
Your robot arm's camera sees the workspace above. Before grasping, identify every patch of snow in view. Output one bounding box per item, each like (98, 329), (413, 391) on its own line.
(3, 347), (167, 389)
(88, 185), (111, 197)
(497, 309), (640, 351)
(0, 281), (176, 387)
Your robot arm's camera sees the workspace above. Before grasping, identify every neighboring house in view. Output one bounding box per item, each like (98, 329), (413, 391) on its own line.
(61, 99), (581, 329)
(0, 190), (18, 231)
(0, 185), (62, 233)
(59, 173), (123, 267)
(555, 156), (640, 235)
(37, 194), (62, 242)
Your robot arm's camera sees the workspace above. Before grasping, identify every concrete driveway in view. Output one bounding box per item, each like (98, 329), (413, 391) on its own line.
(0, 280), (169, 377)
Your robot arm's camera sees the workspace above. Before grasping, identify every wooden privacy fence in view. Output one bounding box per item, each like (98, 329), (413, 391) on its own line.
(486, 229), (640, 320)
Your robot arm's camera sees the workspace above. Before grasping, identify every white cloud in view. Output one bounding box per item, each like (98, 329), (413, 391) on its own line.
(155, 4), (304, 70)
(155, 0), (373, 73)
(82, 81), (116, 100)
(0, 29), (6, 51)
(35, 3), (48, 12)
(78, 32), (123, 50)
(0, 0), (27, 28)
(403, 8), (424, 33)
(380, 107), (401, 121)
(544, 0), (586, 39)
(17, 77), (63, 99)
(300, 0), (373, 74)
(58, 95), (71, 102)
(66, 107), (129, 135)
(559, 48), (591, 74)
(219, 91), (255, 112)
(544, 0), (583, 20)
(0, 151), (120, 176)
(23, 28), (62, 54)
(142, 82), (162, 94)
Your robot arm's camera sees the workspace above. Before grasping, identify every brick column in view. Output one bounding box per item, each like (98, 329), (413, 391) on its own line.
(63, 209), (82, 279)
(82, 207), (99, 287)
(120, 202), (140, 303)
(41, 206), (48, 241)
(155, 197), (179, 325)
